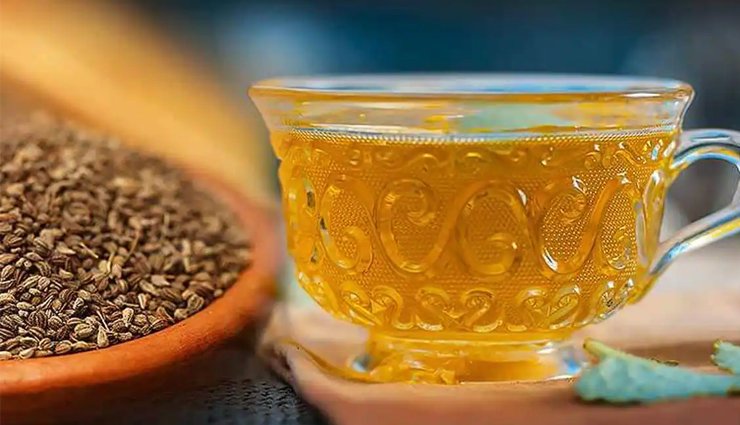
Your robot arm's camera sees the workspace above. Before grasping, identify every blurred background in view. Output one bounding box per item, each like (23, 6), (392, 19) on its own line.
(2, 0), (738, 259)
(136, 0), (740, 224)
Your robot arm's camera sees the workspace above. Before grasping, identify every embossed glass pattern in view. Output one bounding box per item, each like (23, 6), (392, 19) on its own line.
(251, 75), (740, 383)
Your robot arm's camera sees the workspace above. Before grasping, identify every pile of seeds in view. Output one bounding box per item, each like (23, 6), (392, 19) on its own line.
(0, 115), (251, 360)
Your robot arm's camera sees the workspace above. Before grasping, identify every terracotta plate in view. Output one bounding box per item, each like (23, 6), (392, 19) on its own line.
(0, 181), (281, 424)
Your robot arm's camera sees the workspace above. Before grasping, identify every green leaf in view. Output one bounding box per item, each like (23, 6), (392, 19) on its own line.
(712, 340), (740, 374)
(575, 339), (740, 404)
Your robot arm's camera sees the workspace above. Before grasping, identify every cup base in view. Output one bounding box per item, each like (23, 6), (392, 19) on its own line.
(349, 332), (587, 384)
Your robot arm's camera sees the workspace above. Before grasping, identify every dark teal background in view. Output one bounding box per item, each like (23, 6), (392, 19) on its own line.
(132, 0), (740, 220)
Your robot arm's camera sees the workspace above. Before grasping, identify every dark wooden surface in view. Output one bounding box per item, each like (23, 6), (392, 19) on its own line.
(93, 335), (330, 425)
(1, 328), (329, 425)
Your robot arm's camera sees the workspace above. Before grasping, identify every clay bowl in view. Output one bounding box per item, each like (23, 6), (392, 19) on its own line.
(0, 179), (281, 424)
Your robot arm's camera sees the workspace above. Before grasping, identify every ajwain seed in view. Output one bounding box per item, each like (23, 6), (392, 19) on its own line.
(20, 337), (37, 346)
(116, 332), (133, 342)
(186, 295), (205, 314)
(0, 117), (250, 360)
(96, 327), (109, 348)
(0, 293), (16, 305)
(18, 347), (35, 359)
(17, 302), (34, 311)
(122, 308), (134, 326)
(72, 341), (90, 351)
(38, 337), (53, 351)
(54, 341), (72, 355)
(133, 314), (148, 327)
(0, 254), (18, 265)
(137, 293), (149, 310)
(173, 308), (189, 321)
(73, 323), (95, 339)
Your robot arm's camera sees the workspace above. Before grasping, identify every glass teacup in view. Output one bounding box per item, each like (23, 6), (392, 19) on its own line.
(251, 75), (740, 383)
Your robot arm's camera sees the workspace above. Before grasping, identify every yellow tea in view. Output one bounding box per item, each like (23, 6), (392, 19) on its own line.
(253, 74), (740, 383)
(274, 129), (676, 343)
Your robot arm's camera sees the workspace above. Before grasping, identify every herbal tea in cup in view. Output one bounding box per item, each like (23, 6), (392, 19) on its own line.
(251, 75), (740, 383)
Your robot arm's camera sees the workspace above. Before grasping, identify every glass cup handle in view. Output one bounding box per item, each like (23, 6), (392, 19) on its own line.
(649, 129), (740, 278)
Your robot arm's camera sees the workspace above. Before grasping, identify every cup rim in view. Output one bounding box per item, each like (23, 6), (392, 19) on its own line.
(250, 73), (693, 102)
